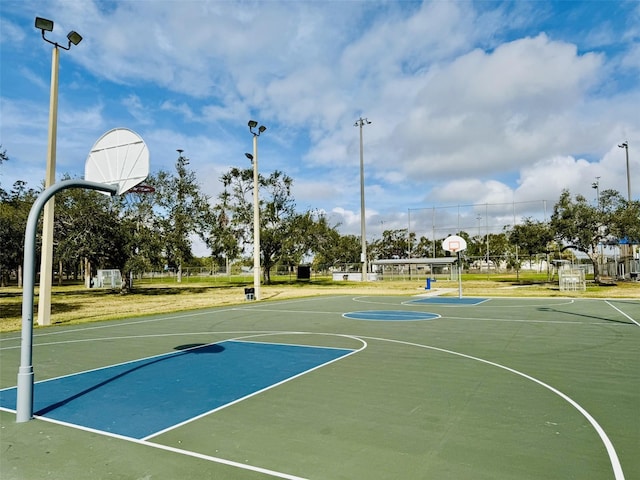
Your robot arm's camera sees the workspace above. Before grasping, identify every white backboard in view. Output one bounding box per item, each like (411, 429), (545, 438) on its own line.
(85, 128), (149, 194)
(442, 235), (467, 253)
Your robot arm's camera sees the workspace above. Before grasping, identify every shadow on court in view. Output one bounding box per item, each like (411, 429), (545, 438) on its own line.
(537, 306), (634, 325)
(174, 343), (225, 353)
(34, 343), (225, 416)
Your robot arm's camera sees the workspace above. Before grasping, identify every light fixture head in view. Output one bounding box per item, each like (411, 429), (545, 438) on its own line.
(618, 141), (628, 149)
(35, 17), (54, 32)
(248, 120), (258, 129)
(258, 125), (266, 134)
(67, 31), (82, 46)
(245, 153), (254, 161)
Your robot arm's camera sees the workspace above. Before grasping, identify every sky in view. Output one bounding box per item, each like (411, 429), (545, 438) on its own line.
(1, 0), (639, 255)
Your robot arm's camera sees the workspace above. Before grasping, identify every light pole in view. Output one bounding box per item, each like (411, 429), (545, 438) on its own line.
(247, 120), (266, 300)
(34, 17), (82, 326)
(592, 177), (603, 267)
(592, 177), (600, 209)
(618, 141), (631, 202)
(618, 141), (633, 275)
(355, 117), (371, 281)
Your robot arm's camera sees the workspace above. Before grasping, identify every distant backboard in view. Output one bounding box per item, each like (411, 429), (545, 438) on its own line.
(442, 235), (467, 253)
(85, 128), (149, 194)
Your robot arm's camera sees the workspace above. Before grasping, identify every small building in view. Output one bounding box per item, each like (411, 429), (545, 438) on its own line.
(370, 257), (458, 280)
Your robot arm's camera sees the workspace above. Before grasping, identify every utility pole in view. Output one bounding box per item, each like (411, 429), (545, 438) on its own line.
(355, 117), (371, 281)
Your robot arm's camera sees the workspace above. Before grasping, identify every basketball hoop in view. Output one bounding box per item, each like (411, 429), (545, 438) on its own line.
(85, 128), (150, 195)
(442, 235), (467, 253)
(442, 235), (467, 300)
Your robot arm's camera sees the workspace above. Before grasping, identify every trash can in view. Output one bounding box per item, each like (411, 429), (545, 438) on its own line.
(297, 265), (311, 280)
(244, 287), (255, 300)
(425, 278), (436, 290)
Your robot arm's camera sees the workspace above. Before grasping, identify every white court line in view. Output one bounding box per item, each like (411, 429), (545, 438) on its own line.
(0, 330), (279, 352)
(0, 412), (309, 480)
(0, 308), (238, 343)
(441, 316), (634, 326)
(143, 334), (366, 440)
(360, 335), (626, 480)
(0, 295), (349, 344)
(2, 332), (364, 480)
(353, 295), (576, 308)
(138, 441), (309, 480)
(1, 325), (627, 479)
(2, 297), (632, 478)
(605, 300), (640, 327)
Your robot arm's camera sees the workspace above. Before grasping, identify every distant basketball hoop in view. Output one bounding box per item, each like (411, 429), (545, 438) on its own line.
(442, 235), (467, 253)
(442, 235), (467, 299)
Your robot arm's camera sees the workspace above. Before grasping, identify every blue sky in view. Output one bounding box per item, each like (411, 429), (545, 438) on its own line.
(1, 1), (639, 253)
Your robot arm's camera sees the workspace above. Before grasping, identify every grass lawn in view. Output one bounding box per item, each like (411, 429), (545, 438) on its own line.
(1, 273), (638, 333)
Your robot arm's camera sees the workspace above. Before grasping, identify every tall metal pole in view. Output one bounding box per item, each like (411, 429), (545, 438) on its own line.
(407, 209), (411, 259)
(35, 18), (83, 325)
(37, 46), (60, 326)
(432, 207), (436, 258)
(618, 141), (631, 202)
(246, 120), (265, 299)
(355, 117), (370, 281)
(618, 141), (633, 276)
(592, 177), (600, 208)
(485, 203), (489, 274)
(513, 201), (519, 281)
(252, 134), (261, 300)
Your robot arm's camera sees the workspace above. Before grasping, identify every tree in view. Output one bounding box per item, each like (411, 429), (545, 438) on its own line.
(311, 230), (361, 271)
(152, 152), (211, 282)
(54, 182), (128, 285)
(507, 218), (554, 273)
(0, 145), (8, 166)
(601, 191), (640, 246)
(487, 232), (514, 262)
(215, 167), (336, 283)
(550, 189), (610, 281)
(508, 218), (553, 259)
(465, 227), (487, 259)
(115, 188), (165, 288)
(411, 235), (439, 258)
(369, 229), (412, 260)
(0, 180), (39, 286)
(207, 207), (241, 272)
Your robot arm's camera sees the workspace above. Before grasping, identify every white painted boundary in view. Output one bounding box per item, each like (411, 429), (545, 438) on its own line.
(605, 300), (640, 327)
(359, 335), (626, 480)
(2, 296), (635, 479)
(1, 332), (366, 480)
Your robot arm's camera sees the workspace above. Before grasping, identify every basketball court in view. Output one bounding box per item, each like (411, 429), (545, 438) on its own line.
(1, 294), (638, 479)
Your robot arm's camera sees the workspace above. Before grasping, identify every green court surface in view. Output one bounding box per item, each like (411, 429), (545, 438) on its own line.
(1, 295), (638, 479)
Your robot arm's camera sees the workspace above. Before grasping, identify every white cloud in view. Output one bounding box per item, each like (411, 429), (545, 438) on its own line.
(2, 1), (639, 249)
(385, 34), (604, 178)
